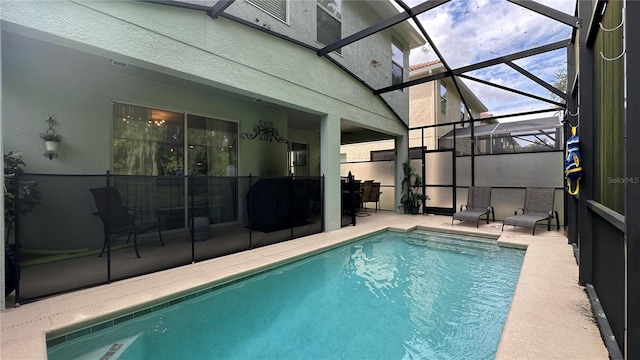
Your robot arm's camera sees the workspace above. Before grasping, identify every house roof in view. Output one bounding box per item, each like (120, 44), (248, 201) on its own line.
(440, 116), (562, 139)
(409, 60), (442, 71)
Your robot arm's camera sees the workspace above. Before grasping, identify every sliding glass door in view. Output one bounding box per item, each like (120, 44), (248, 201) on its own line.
(112, 102), (238, 228)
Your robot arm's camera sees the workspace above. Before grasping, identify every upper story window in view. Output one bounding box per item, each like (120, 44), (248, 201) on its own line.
(460, 102), (466, 121)
(440, 83), (447, 116)
(317, 0), (342, 54)
(391, 41), (404, 86)
(247, 0), (288, 23)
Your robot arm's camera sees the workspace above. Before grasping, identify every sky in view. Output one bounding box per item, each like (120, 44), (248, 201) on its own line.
(398, 0), (576, 117)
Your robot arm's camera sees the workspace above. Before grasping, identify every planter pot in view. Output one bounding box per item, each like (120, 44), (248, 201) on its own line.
(410, 207), (419, 215)
(45, 141), (60, 152)
(192, 216), (210, 242)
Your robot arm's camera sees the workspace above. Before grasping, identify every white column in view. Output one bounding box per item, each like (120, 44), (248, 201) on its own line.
(321, 114), (341, 231)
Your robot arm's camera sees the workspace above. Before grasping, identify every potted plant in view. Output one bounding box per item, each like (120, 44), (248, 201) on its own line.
(4, 152), (41, 296)
(40, 132), (63, 152)
(401, 161), (429, 215)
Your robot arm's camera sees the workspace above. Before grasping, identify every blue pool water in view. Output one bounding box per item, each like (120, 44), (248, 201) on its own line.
(48, 230), (525, 360)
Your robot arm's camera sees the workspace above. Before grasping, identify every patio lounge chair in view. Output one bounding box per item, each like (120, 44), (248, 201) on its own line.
(360, 180), (374, 207)
(90, 187), (164, 258)
(502, 187), (560, 235)
(362, 182), (382, 212)
(452, 186), (494, 228)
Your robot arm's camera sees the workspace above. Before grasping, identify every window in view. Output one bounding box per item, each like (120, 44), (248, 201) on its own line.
(113, 104), (184, 176)
(317, 0), (342, 54)
(460, 102), (466, 121)
(247, 0), (288, 23)
(112, 103), (238, 176)
(186, 114), (238, 176)
(289, 142), (309, 176)
(440, 83), (447, 116)
(112, 102), (239, 227)
(392, 41), (404, 86)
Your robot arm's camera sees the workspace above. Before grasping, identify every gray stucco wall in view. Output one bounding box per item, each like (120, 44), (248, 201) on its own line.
(1, 0), (409, 175)
(0, 0), (412, 240)
(1, 31), (290, 176)
(223, 0), (413, 123)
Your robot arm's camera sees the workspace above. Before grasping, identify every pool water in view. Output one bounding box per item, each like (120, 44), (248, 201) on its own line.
(48, 230), (525, 360)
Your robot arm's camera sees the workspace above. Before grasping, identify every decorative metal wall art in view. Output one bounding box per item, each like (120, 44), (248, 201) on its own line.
(241, 120), (288, 144)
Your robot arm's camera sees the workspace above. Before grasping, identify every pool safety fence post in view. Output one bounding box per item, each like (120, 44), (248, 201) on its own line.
(321, 175), (325, 231)
(105, 170), (112, 283)
(348, 172), (356, 226)
(12, 171), (21, 305)
(248, 174), (253, 249)
(189, 175), (195, 262)
(289, 175), (294, 240)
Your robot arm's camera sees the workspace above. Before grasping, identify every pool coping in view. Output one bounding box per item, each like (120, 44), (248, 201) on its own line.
(0, 213), (608, 359)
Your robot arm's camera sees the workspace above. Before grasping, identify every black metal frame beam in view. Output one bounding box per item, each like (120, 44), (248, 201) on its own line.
(458, 74), (565, 107)
(317, 0), (450, 56)
(209, 0), (235, 19)
(585, 0), (608, 47)
(506, 0), (582, 28)
(410, 107), (563, 131)
(142, 0), (210, 11)
(375, 40), (569, 94)
(586, 201), (624, 232)
(143, 0), (235, 18)
(626, 0), (639, 356)
(565, 33), (577, 244)
(505, 61), (566, 100)
(454, 40), (570, 76)
(577, 0), (594, 288)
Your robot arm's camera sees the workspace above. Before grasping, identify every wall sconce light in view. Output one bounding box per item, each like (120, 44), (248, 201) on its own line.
(39, 115), (62, 160)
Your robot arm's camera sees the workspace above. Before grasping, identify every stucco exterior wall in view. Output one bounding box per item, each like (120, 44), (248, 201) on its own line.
(1, 32), (290, 176)
(1, 0), (409, 175)
(1, 0), (416, 235)
(409, 81), (437, 149)
(221, 0), (413, 123)
(340, 139), (393, 162)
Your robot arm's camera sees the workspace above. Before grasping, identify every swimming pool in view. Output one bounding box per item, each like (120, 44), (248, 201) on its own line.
(47, 230), (525, 359)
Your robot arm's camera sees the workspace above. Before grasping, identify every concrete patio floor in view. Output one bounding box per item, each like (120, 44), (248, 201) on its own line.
(1, 212), (608, 359)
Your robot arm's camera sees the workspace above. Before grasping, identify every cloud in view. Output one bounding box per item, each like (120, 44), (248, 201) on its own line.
(404, 0), (576, 115)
